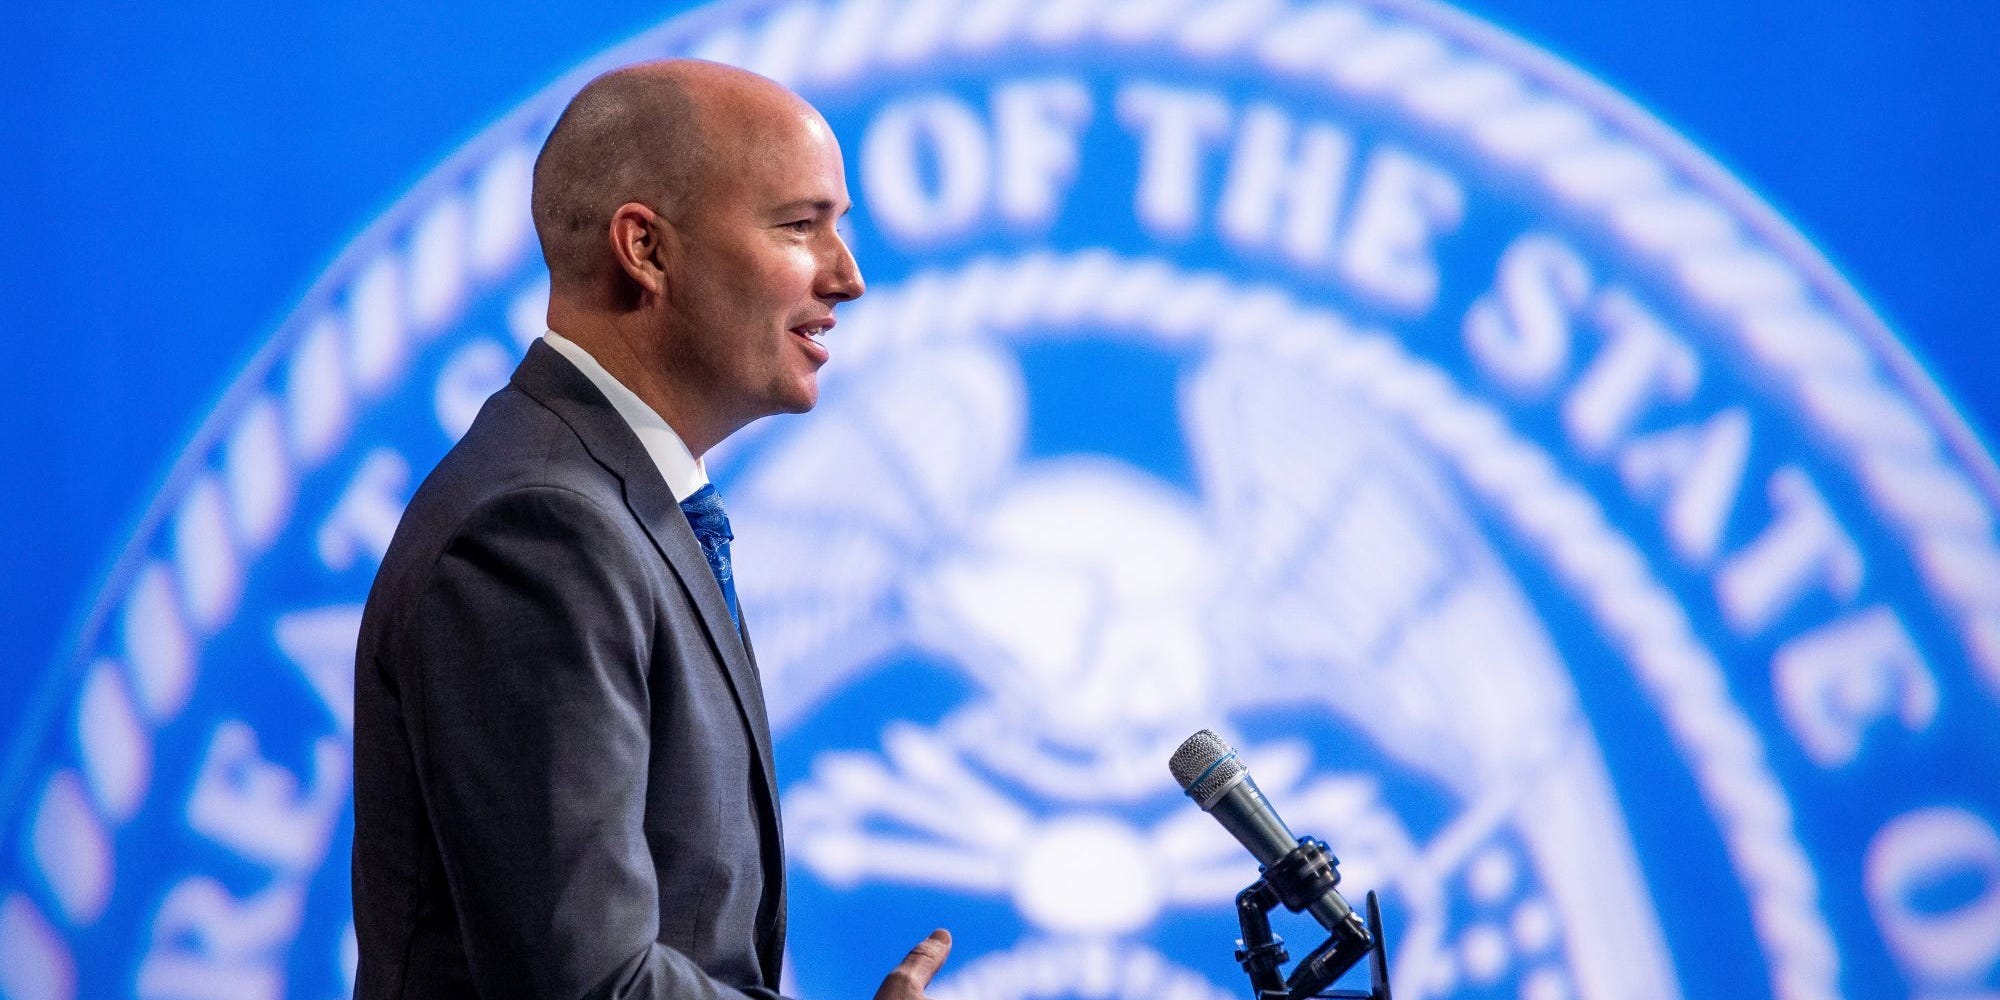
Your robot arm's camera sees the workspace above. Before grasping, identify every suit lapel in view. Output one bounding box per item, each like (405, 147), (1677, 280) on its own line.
(620, 471), (776, 744)
(510, 341), (781, 821)
(730, 600), (788, 985)
(612, 441), (790, 988)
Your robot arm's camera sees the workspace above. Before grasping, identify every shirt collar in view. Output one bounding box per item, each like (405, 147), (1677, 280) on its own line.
(541, 329), (709, 502)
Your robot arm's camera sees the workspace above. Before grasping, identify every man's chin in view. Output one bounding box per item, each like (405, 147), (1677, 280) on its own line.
(776, 379), (818, 415)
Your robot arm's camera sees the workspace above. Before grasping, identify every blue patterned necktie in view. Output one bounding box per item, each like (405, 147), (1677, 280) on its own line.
(678, 483), (740, 630)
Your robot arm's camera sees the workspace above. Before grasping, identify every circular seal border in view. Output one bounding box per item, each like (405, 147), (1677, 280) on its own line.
(5, 2), (1996, 998)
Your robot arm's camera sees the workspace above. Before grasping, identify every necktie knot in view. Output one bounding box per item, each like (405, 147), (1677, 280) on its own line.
(679, 484), (740, 629)
(679, 483), (734, 549)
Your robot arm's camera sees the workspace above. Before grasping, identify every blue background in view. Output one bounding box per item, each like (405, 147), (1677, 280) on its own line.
(3, 0), (1996, 900)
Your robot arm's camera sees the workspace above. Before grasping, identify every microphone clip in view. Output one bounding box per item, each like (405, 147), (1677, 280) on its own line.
(1232, 838), (1393, 1000)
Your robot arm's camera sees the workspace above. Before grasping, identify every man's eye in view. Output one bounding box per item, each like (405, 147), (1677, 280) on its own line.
(785, 219), (814, 232)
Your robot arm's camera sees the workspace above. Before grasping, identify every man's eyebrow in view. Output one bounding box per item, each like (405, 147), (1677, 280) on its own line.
(772, 197), (851, 216)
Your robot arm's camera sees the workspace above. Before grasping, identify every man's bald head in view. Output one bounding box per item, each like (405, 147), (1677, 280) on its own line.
(530, 59), (812, 286)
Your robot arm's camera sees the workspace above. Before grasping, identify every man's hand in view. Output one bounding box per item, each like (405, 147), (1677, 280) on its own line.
(874, 929), (953, 1000)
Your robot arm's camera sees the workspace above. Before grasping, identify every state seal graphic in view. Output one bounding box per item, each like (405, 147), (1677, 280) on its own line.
(5, 2), (1999, 999)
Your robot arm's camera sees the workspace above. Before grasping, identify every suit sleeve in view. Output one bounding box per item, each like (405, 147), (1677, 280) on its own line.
(400, 485), (780, 1000)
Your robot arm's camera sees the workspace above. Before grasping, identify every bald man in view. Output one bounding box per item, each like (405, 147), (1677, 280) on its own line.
(353, 61), (949, 1000)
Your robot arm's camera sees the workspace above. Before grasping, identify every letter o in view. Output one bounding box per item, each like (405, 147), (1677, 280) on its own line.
(862, 95), (991, 242)
(1865, 805), (2000, 983)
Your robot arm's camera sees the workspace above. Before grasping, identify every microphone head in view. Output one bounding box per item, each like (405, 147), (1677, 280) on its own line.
(1169, 729), (1245, 807)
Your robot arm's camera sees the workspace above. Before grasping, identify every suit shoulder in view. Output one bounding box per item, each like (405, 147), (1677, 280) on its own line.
(404, 385), (620, 522)
(443, 385), (612, 487)
(358, 386), (639, 645)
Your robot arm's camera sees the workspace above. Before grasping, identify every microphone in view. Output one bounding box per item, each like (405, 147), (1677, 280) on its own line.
(1169, 729), (1370, 943)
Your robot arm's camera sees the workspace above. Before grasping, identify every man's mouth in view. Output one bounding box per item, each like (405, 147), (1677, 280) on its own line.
(790, 317), (834, 360)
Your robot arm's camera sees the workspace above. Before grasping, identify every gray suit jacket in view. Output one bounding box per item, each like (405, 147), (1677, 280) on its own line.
(353, 340), (786, 999)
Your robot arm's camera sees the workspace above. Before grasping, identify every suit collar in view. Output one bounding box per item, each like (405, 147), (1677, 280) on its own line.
(540, 329), (710, 501)
(509, 339), (780, 809)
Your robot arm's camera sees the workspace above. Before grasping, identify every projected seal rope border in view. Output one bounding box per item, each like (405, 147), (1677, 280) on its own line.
(2, 2), (1996, 1000)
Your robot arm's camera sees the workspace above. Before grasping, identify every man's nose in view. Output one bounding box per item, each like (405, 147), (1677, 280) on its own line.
(820, 233), (865, 303)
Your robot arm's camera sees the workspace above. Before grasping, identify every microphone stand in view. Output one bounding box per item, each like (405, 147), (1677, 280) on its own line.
(1231, 838), (1392, 1000)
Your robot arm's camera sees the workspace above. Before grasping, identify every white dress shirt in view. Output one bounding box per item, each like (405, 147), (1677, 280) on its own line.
(541, 329), (709, 502)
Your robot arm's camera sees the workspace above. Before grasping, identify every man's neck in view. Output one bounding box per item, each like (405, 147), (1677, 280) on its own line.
(547, 306), (729, 457)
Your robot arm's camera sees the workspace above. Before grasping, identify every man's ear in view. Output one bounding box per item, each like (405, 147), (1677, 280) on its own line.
(608, 202), (672, 297)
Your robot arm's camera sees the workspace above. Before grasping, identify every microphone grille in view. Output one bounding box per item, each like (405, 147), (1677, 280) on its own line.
(1169, 729), (1242, 802)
